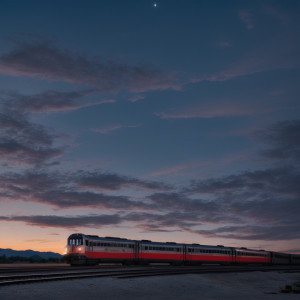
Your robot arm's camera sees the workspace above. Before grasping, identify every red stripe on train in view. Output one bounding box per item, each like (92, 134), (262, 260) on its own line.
(186, 255), (232, 262)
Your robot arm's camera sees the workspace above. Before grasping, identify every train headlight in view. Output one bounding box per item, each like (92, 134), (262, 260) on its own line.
(78, 247), (82, 251)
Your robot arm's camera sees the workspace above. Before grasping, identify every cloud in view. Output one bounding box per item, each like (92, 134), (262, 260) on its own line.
(33, 190), (137, 209)
(0, 43), (178, 93)
(254, 120), (300, 161)
(194, 10), (300, 84)
(129, 94), (145, 102)
(0, 87), (116, 166)
(75, 170), (170, 191)
(219, 41), (231, 48)
(185, 166), (300, 241)
(238, 9), (254, 29)
(0, 101), (64, 166)
(4, 90), (115, 113)
(156, 102), (259, 119)
(189, 167), (300, 197)
(0, 214), (122, 228)
(91, 124), (140, 134)
(262, 5), (293, 24)
(91, 125), (123, 134)
(0, 211), (201, 230)
(0, 169), (170, 210)
(185, 223), (300, 241)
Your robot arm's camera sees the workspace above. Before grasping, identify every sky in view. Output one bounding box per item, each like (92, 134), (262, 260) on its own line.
(0, 0), (299, 255)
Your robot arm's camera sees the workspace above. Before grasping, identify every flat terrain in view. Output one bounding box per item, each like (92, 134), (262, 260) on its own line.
(0, 263), (68, 268)
(1, 271), (299, 300)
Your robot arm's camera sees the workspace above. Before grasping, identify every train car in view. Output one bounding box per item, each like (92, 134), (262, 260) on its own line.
(65, 233), (136, 265)
(185, 244), (233, 265)
(138, 240), (184, 264)
(270, 252), (291, 265)
(234, 248), (271, 264)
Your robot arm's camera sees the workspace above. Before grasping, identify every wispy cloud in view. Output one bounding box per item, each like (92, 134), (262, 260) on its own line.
(0, 214), (122, 228)
(0, 88), (116, 166)
(219, 41), (231, 48)
(91, 125), (123, 134)
(75, 170), (170, 191)
(0, 169), (170, 209)
(0, 100), (64, 166)
(0, 43), (179, 93)
(254, 119), (300, 161)
(91, 124), (140, 134)
(2, 89), (115, 113)
(156, 102), (261, 119)
(128, 94), (145, 102)
(238, 9), (254, 29)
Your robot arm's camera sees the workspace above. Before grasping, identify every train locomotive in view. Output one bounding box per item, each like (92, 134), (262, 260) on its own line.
(64, 233), (300, 266)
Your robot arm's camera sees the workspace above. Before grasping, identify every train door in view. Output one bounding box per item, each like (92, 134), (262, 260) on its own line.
(87, 240), (94, 257)
(183, 245), (187, 262)
(139, 243), (144, 260)
(134, 242), (140, 262)
(180, 246), (185, 263)
(232, 248), (236, 264)
(85, 239), (90, 253)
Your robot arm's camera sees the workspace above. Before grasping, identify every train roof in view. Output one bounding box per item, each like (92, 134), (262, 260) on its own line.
(235, 247), (269, 253)
(86, 235), (136, 243)
(185, 244), (232, 250)
(139, 240), (184, 246)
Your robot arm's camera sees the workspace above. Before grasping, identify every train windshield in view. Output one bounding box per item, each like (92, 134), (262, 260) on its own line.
(68, 234), (83, 246)
(68, 238), (83, 246)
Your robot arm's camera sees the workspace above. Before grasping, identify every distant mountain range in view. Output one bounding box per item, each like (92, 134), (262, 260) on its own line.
(0, 248), (62, 259)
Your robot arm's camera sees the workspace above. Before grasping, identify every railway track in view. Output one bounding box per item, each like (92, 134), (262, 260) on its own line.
(0, 265), (299, 286)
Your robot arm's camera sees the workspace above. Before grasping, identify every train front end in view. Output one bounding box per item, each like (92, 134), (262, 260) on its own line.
(64, 233), (87, 265)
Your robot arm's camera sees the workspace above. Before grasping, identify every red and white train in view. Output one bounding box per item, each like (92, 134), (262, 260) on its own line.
(64, 233), (300, 266)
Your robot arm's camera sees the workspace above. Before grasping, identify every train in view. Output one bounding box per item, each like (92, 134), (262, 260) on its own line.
(64, 233), (300, 266)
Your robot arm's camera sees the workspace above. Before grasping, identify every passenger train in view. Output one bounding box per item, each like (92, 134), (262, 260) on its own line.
(64, 233), (300, 266)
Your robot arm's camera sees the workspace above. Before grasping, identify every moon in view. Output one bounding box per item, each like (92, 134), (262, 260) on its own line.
(153, 3), (157, 8)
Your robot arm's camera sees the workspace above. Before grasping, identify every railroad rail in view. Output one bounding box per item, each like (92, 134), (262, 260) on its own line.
(0, 265), (299, 286)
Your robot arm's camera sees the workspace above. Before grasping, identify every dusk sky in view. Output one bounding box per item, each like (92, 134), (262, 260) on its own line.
(0, 0), (299, 254)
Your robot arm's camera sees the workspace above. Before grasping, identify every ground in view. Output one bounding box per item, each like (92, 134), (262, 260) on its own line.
(1, 271), (300, 299)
